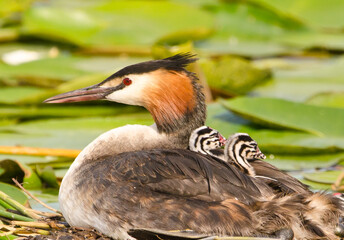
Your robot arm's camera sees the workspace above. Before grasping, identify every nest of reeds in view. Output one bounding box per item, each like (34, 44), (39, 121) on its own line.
(0, 178), (112, 239)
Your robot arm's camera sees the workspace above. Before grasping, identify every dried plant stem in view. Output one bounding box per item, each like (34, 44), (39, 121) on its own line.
(0, 190), (40, 220)
(12, 178), (61, 214)
(0, 229), (15, 237)
(332, 171), (344, 191)
(11, 220), (65, 229)
(13, 227), (50, 235)
(0, 146), (80, 158)
(335, 171), (344, 187)
(30, 209), (61, 217)
(32, 229), (51, 235)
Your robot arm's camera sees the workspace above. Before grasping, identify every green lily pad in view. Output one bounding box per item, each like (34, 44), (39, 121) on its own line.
(206, 103), (254, 137)
(0, 182), (28, 206)
(265, 152), (344, 171)
(201, 56), (271, 96)
(0, 154), (70, 166)
(0, 159), (42, 189)
(0, 86), (45, 104)
(0, 56), (87, 86)
(0, 54), (147, 89)
(196, 40), (296, 58)
(221, 97), (344, 137)
(53, 168), (69, 179)
(207, 1), (305, 41)
(253, 0), (344, 30)
(250, 130), (344, 154)
(0, 0), (31, 18)
(306, 92), (344, 109)
(194, 1), (306, 57)
(300, 179), (332, 191)
(303, 170), (343, 184)
(0, 27), (19, 42)
(36, 166), (59, 188)
(251, 57), (344, 101)
(0, 104), (142, 119)
(279, 32), (344, 51)
(22, 1), (213, 48)
(0, 112), (153, 149)
(207, 103), (344, 154)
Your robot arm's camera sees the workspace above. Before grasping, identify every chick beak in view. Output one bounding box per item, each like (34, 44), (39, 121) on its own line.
(219, 135), (227, 147)
(44, 84), (120, 103)
(254, 147), (266, 160)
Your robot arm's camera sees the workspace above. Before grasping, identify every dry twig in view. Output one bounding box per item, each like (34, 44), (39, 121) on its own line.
(12, 178), (62, 215)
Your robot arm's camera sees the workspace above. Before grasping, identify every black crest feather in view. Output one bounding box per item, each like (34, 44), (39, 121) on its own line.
(103, 53), (198, 81)
(162, 52), (198, 69)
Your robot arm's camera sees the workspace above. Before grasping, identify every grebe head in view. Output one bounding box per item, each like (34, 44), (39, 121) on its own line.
(189, 126), (226, 155)
(44, 53), (206, 136)
(225, 133), (265, 176)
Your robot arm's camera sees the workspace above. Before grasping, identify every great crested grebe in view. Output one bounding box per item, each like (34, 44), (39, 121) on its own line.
(190, 127), (344, 239)
(224, 133), (265, 177)
(188, 126), (226, 155)
(45, 54), (343, 239)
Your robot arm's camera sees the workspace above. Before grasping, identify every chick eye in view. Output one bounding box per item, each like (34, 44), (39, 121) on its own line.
(123, 78), (132, 86)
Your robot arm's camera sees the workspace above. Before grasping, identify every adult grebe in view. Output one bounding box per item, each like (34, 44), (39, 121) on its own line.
(45, 54), (275, 238)
(45, 54), (343, 239)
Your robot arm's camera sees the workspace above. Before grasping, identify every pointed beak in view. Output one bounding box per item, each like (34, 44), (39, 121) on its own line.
(219, 135), (227, 147)
(254, 147), (266, 160)
(44, 84), (123, 103)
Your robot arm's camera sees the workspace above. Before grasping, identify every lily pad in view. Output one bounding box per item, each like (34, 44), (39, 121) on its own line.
(194, 1), (306, 57)
(196, 40), (296, 58)
(221, 97), (344, 137)
(279, 32), (344, 51)
(0, 159), (42, 189)
(206, 103), (254, 137)
(251, 57), (344, 102)
(300, 179), (332, 191)
(265, 152), (344, 171)
(306, 92), (344, 109)
(201, 56), (271, 96)
(0, 113), (153, 149)
(206, 1), (305, 41)
(207, 103), (344, 154)
(303, 170), (343, 184)
(253, 0), (344, 30)
(0, 56), (87, 86)
(36, 166), (59, 188)
(250, 130), (344, 154)
(22, 1), (213, 48)
(0, 154), (70, 166)
(0, 104), (142, 119)
(0, 86), (45, 104)
(0, 182), (28, 206)
(0, 54), (147, 89)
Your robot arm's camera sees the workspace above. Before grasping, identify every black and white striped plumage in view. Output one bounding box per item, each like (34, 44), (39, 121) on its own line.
(189, 126), (226, 158)
(225, 133), (266, 177)
(190, 129), (265, 177)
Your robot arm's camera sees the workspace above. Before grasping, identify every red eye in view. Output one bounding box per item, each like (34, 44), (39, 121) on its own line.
(123, 78), (132, 86)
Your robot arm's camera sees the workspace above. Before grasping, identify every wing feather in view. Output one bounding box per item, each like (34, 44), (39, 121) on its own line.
(101, 149), (273, 204)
